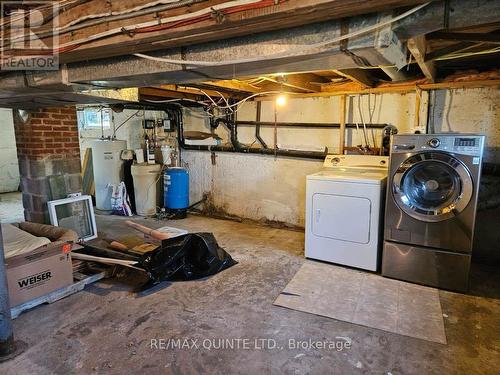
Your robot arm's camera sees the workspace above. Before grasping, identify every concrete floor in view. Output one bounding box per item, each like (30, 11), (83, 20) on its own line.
(2, 214), (499, 374)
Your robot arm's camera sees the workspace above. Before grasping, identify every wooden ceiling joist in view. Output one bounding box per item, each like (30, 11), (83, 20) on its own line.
(332, 69), (375, 88)
(427, 31), (500, 44)
(197, 80), (264, 94)
(259, 73), (327, 93)
(139, 87), (205, 102)
(3, 0), (432, 63)
(425, 41), (478, 62)
(408, 35), (436, 82)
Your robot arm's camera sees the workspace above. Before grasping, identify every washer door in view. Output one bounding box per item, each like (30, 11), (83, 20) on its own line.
(393, 152), (473, 222)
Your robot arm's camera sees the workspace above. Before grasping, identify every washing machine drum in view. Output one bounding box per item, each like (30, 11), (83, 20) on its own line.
(393, 152), (473, 222)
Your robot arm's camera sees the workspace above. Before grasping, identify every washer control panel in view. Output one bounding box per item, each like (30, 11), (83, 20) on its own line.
(428, 138), (440, 148)
(392, 134), (484, 156)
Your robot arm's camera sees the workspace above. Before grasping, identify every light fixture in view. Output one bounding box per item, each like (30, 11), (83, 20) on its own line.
(276, 94), (287, 107)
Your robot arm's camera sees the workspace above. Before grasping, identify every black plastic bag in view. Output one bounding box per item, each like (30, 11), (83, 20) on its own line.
(139, 232), (237, 284)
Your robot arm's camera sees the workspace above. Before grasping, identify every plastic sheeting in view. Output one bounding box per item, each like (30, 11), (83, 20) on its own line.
(139, 233), (237, 284)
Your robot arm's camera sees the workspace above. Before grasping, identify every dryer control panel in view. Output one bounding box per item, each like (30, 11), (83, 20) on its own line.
(392, 134), (484, 157)
(324, 154), (389, 169)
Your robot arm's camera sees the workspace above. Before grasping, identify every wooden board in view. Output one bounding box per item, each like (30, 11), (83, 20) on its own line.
(3, 0), (431, 63)
(81, 147), (95, 196)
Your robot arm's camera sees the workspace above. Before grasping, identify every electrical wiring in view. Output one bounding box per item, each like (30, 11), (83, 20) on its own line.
(357, 96), (370, 148)
(183, 87), (234, 113)
(367, 93), (377, 147)
(132, 3), (430, 67)
(436, 46), (500, 61)
(60, 0), (187, 30)
(4, 1), (427, 57)
(53, 0), (276, 51)
(113, 109), (144, 136)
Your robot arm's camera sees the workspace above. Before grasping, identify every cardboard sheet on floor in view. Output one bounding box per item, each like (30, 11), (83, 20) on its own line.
(274, 261), (447, 344)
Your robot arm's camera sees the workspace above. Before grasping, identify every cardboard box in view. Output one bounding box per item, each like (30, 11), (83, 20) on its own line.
(5, 244), (73, 307)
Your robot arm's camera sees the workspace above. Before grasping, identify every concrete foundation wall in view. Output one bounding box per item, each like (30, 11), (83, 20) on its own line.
(183, 87), (499, 227)
(78, 109), (167, 159)
(0, 109), (20, 193)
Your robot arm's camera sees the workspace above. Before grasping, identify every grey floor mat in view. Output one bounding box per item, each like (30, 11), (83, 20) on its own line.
(274, 260), (447, 344)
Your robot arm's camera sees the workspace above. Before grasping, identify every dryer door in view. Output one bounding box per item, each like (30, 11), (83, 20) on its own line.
(312, 193), (371, 243)
(392, 152), (473, 222)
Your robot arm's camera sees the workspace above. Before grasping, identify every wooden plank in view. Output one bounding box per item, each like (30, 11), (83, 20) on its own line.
(5, 0), (432, 63)
(139, 87), (205, 101)
(414, 87), (421, 129)
(339, 95), (347, 154)
(425, 41), (478, 62)
(253, 78), (500, 98)
(427, 32), (500, 44)
(333, 69), (376, 87)
(81, 147), (95, 196)
(195, 80), (264, 94)
(408, 36), (436, 82)
(258, 74), (324, 93)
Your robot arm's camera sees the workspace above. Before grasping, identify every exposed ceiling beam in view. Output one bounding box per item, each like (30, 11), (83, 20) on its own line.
(4, 0), (433, 64)
(393, 0), (500, 40)
(425, 41), (479, 62)
(139, 87), (204, 101)
(408, 35), (436, 82)
(427, 31), (500, 44)
(197, 80), (264, 94)
(280, 78), (500, 97)
(332, 69), (375, 87)
(262, 73), (329, 93)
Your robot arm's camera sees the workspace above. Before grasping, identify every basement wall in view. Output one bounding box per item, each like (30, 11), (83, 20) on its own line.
(0, 108), (20, 193)
(78, 109), (167, 159)
(14, 107), (82, 224)
(182, 87), (499, 227)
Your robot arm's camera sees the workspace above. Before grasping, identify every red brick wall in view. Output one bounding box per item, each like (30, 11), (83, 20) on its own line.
(14, 107), (80, 161)
(13, 107), (82, 223)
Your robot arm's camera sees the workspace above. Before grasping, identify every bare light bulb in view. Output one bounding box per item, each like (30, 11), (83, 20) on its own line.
(276, 94), (287, 107)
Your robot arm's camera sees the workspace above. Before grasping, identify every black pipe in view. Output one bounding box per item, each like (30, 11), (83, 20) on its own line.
(182, 144), (326, 160)
(172, 107), (325, 160)
(255, 102), (268, 148)
(236, 121), (388, 129)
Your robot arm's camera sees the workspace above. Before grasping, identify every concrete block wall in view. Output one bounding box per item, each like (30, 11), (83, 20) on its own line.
(0, 109), (20, 192)
(13, 107), (82, 224)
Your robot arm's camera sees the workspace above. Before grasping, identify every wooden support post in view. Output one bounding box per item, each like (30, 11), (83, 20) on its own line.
(408, 36), (436, 82)
(414, 87), (422, 131)
(339, 94), (347, 154)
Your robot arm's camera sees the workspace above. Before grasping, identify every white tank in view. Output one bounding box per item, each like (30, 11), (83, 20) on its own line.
(90, 139), (127, 210)
(131, 163), (162, 216)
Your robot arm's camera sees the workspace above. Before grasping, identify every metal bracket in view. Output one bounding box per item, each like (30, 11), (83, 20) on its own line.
(210, 8), (225, 24)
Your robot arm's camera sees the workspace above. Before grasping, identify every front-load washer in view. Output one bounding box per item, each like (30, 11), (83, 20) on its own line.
(305, 155), (389, 271)
(382, 134), (485, 292)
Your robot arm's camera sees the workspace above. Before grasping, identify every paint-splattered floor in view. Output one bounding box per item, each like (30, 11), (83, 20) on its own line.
(2, 214), (499, 374)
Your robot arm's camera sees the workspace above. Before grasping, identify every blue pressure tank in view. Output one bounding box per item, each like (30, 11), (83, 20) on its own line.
(164, 167), (189, 209)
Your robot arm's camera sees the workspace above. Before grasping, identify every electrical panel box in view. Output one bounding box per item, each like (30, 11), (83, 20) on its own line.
(143, 119), (155, 129)
(160, 118), (174, 132)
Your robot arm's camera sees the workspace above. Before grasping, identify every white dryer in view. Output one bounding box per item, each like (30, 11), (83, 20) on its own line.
(305, 155), (389, 271)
